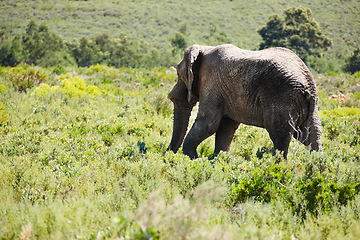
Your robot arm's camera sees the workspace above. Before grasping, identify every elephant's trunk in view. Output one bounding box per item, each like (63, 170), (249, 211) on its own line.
(167, 101), (193, 153)
(304, 111), (323, 153)
(299, 92), (323, 153)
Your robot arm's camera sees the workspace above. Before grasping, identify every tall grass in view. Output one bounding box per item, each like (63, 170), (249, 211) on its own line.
(0, 65), (360, 239)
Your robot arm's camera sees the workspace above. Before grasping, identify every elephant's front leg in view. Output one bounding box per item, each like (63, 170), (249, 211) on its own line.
(182, 109), (223, 159)
(214, 117), (239, 154)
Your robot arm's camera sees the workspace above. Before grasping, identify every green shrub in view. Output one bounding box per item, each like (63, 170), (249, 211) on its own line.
(0, 84), (6, 93)
(320, 107), (360, 118)
(58, 74), (101, 98)
(3, 64), (47, 92)
(52, 64), (66, 75)
(228, 152), (360, 220)
(31, 83), (58, 98)
(344, 48), (360, 74)
(96, 216), (160, 240)
(151, 94), (172, 118)
(87, 64), (119, 84)
(155, 68), (177, 82)
(0, 102), (8, 126)
(139, 73), (161, 87)
(0, 37), (23, 67)
(353, 71), (360, 79)
(229, 155), (291, 204)
(30, 73), (101, 99)
(87, 64), (111, 75)
(296, 175), (360, 216)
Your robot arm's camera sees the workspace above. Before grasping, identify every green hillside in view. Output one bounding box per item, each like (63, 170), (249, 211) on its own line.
(1, 0), (359, 62)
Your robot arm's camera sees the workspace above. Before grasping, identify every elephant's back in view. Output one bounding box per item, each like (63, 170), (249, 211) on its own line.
(214, 46), (316, 126)
(224, 47), (315, 96)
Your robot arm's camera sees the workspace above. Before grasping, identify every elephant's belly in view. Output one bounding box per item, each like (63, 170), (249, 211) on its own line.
(225, 106), (264, 128)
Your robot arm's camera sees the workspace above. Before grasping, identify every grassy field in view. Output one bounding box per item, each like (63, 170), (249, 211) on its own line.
(1, 0), (359, 67)
(1, 1), (360, 239)
(0, 64), (360, 239)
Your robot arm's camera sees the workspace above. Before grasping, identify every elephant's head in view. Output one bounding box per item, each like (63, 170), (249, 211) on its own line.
(167, 45), (204, 153)
(169, 45), (204, 103)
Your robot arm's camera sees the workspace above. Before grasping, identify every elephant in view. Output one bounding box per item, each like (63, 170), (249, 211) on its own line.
(167, 44), (323, 159)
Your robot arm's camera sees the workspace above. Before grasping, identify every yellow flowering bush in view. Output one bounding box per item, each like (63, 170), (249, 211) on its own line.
(87, 64), (110, 75)
(31, 83), (58, 98)
(0, 84), (7, 93)
(87, 64), (119, 83)
(60, 76), (101, 98)
(0, 102), (8, 126)
(32, 75), (101, 98)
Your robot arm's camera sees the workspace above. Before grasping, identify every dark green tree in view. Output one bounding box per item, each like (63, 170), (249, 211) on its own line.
(0, 36), (23, 66)
(258, 7), (332, 61)
(111, 34), (143, 67)
(20, 20), (73, 66)
(67, 33), (172, 68)
(258, 15), (286, 49)
(204, 23), (231, 45)
(0, 21), (74, 67)
(1, 21), (172, 68)
(22, 21), (41, 64)
(69, 37), (98, 67)
(170, 24), (188, 57)
(344, 48), (360, 74)
(94, 33), (114, 63)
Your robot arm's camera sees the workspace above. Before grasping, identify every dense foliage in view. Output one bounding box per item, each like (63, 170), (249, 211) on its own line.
(0, 21), (174, 68)
(169, 24), (188, 58)
(257, 7), (332, 62)
(344, 48), (360, 74)
(0, 21), (74, 67)
(67, 33), (173, 68)
(0, 64), (360, 239)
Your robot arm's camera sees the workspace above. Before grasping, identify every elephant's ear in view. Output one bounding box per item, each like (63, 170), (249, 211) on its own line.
(183, 45), (201, 103)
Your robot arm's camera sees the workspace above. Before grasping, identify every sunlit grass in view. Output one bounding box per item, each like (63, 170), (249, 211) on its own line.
(0, 66), (360, 239)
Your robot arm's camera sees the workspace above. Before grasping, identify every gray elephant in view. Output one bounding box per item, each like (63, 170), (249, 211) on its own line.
(167, 44), (323, 159)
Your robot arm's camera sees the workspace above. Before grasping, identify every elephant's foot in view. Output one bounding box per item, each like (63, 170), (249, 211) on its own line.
(182, 143), (198, 159)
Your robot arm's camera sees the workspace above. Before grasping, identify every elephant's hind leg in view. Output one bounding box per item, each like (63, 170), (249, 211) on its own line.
(214, 117), (239, 154)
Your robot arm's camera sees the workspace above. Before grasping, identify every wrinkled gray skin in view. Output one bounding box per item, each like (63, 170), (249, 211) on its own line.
(167, 44), (323, 159)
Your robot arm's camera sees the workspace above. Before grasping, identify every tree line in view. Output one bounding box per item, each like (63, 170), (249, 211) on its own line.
(0, 20), (174, 68)
(0, 6), (359, 73)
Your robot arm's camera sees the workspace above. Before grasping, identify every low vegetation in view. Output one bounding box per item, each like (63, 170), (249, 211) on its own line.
(0, 64), (359, 239)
